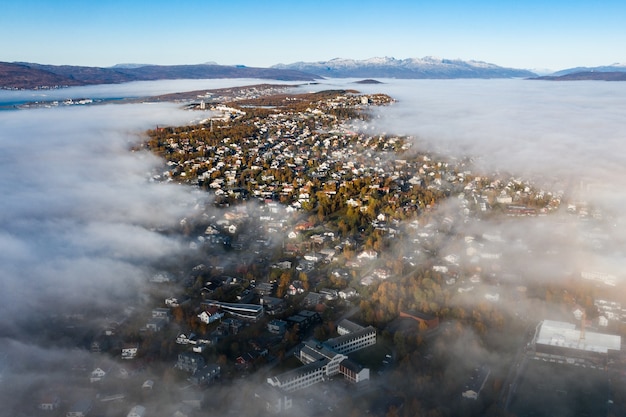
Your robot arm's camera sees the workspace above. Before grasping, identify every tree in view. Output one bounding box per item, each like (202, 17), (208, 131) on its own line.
(299, 272), (310, 290)
(276, 271), (292, 298)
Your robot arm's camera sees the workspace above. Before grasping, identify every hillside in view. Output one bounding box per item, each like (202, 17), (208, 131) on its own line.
(273, 56), (536, 79)
(0, 62), (85, 89)
(0, 62), (320, 89)
(550, 63), (626, 76)
(532, 71), (626, 81)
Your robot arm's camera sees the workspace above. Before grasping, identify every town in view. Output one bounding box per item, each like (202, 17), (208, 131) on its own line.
(14, 84), (626, 417)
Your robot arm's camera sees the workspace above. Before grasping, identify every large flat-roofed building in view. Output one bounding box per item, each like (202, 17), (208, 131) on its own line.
(202, 300), (264, 322)
(336, 318), (365, 335)
(267, 354), (347, 393)
(267, 322), (376, 393)
(507, 319), (620, 416)
(324, 325), (376, 355)
(532, 320), (621, 367)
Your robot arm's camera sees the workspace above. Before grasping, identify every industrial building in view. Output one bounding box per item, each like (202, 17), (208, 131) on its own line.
(532, 320), (622, 368)
(507, 320), (623, 416)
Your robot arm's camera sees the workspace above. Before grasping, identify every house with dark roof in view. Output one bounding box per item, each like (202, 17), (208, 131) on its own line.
(189, 364), (220, 386)
(176, 352), (206, 373)
(37, 392), (61, 411)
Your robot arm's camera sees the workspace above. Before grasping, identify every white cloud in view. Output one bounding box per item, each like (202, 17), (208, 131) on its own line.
(0, 102), (207, 326)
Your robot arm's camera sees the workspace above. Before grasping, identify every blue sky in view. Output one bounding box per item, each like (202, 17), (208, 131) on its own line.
(2, 0), (625, 71)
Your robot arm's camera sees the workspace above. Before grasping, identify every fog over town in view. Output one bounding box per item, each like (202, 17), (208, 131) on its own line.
(2, 78), (626, 416)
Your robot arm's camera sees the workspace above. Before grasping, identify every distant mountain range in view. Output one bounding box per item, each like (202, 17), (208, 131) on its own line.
(533, 71), (626, 81)
(530, 63), (626, 81)
(550, 63), (626, 76)
(3, 58), (626, 89)
(0, 62), (320, 89)
(272, 57), (536, 79)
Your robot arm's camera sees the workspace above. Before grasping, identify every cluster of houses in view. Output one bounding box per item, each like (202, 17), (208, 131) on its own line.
(151, 88), (560, 229)
(593, 299), (626, 327)
(27, 88), (581, 417)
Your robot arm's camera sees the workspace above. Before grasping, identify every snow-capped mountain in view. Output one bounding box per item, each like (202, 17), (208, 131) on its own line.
(272, 56), (536, 79)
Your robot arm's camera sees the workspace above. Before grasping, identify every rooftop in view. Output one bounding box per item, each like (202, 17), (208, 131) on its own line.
(535, 320), (621, 354)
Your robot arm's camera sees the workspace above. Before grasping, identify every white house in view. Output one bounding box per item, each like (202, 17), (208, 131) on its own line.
(176, 333), (197, 345)
(338, 288), (357, 300)
(360, 275), (376, 286)
(573, 307), (585, 321)
(121, 345), (138, 360)
(197, 307), (224, 324)
(303, 252), (321, 262)
(90, 366), (109, 383)
(357, 250), (378, 260)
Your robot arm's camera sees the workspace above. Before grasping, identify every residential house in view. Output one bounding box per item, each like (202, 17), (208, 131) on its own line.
(273, 260), (292, 270)
(165, 296), (189, 307)
(357, 250), (378, 260)
(176, 333), (196, 345)
(319, 248), (336, 262)
(121, 344), (139, 360)
(189, 364), (220, 386)
(302, 292), (323, 307)
(338, 288), (357, 300)
(217, 318), (244, 335)
(255, 282), (276, 296)
(152, 308), (171, 321)
(236, 351), (265, 370)
(359, 275), (376, 286)
(176, 352), (206, 373)
(146, 317), (167, 332)
(573, 307), (585, 321)
(287, 280), (305, 296)
(319, 288), (338, 300)
(38, 393), (61, 411)
(303, 252), (321, 263)
(90, 365), (111, 383)
(267, 319), (288, 335)
(260, 296), (286, 314)
(197, 306), (224, 324)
